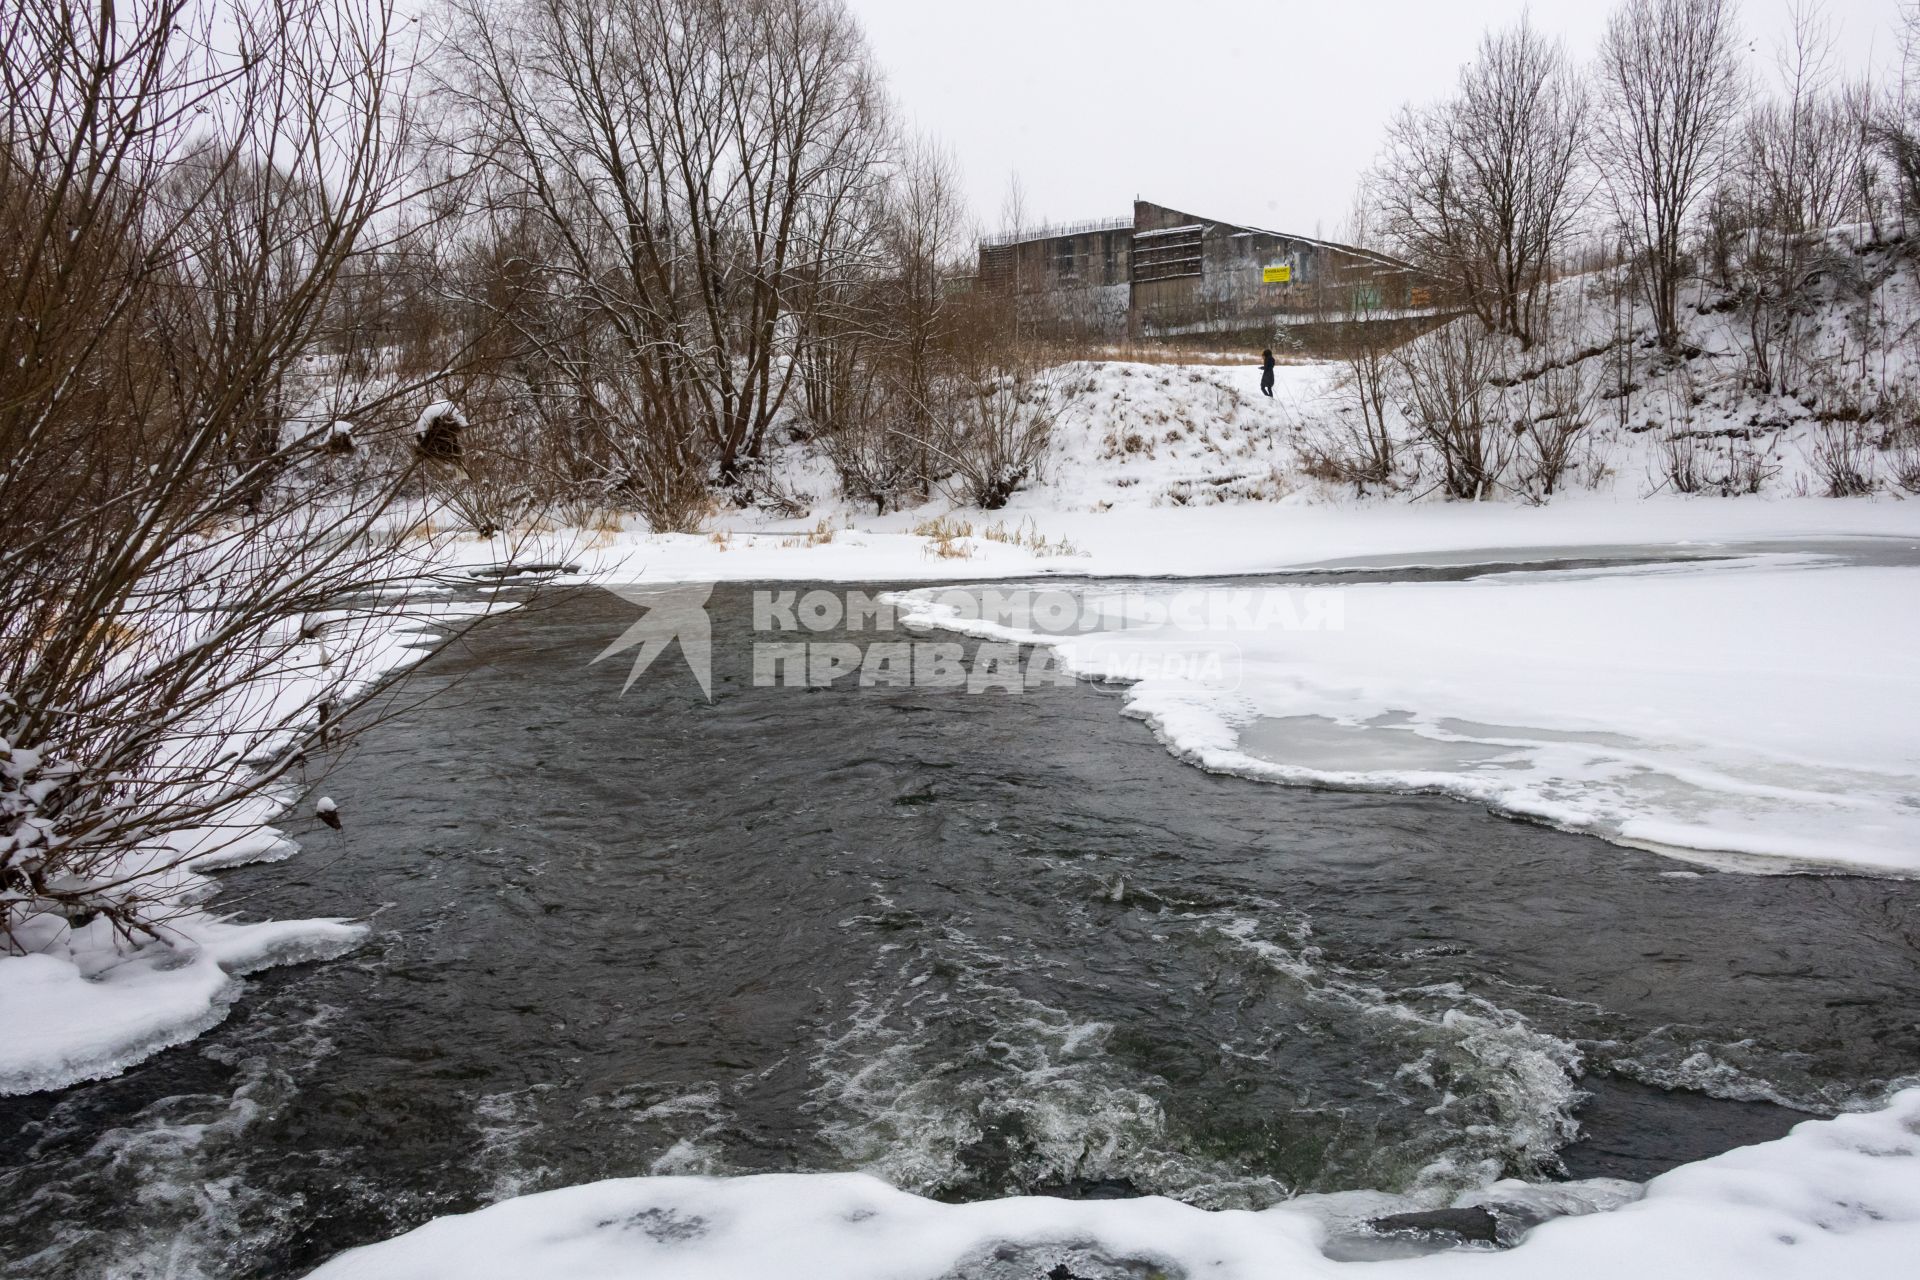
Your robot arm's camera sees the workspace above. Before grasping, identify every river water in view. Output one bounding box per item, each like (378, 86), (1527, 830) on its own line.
(4, 569), (1917, 1278)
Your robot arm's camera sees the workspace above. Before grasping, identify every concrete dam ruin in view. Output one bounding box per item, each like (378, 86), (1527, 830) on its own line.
(975, 199), (1447, 352)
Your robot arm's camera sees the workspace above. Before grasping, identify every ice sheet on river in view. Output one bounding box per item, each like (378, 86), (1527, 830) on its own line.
(308, 1088), (1920, 1279)
(895, 554), (1920, 875)
(0, 914), (366, 1096)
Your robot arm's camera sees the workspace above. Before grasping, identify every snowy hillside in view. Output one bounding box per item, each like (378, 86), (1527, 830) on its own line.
(988, 251), (1920, 517)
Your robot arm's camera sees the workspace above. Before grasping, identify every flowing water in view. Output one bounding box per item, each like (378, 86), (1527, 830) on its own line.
(4, 567), (1918, 1278)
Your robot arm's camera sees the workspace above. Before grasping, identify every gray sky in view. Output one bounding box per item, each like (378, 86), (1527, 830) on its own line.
(846, 0), (1905, 241)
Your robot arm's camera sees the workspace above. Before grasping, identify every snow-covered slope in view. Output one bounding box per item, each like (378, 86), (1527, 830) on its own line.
(973, 238), (1920, 515)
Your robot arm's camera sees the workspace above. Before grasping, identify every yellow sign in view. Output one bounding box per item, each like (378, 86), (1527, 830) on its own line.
(1263, 264), (1292, 284)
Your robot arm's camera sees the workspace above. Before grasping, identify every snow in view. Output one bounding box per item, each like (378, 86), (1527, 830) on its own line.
(307, 1090), (1920, 1280)
(411, 399), (468, 442)
(547, 493), (1920, 585)
(0, 914), (365, 1095)
(470, 345), (1920, 586)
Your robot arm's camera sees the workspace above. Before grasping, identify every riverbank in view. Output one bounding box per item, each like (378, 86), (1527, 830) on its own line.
(4, 580), (1916, 1277)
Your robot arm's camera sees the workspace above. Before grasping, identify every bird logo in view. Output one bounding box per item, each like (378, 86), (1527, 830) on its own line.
(592, 583), (715, 700)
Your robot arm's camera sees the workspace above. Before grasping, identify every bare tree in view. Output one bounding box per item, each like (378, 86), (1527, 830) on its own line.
(882, 140), (970, 465)
(1, 0), (460, 944)
(1374, 16), (1588, 347)
(438, 0), (891, 525)
(991, 170), (1043, 339)
(1735, 3), (1870, 394)
(1877, 2), (1920, 232)
(1593, 0), (1746, 350)
(1301, 286), (1402, 494)
(811, 136), (970, 513)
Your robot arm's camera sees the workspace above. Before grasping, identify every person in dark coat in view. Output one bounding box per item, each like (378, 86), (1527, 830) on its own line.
(1260, 348), (1276, 397)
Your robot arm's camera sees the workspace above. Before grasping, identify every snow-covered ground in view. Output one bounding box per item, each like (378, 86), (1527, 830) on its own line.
(308, 1089), (1920, 1280)
(557, 487), (1920, 581)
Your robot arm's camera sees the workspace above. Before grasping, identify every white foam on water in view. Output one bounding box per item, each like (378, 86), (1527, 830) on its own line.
(474, 1086), (560, 1202)
(1195, 911), (1587, 1197)
(1, 1006), (344, 1280)
(1597, 1028), (1920, 1115)
(809, 888), (1596, 1212)
(807, 916), (1282, 1208)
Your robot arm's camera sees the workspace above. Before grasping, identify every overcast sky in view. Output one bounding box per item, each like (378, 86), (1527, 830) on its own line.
(845, 0), (1905, 241)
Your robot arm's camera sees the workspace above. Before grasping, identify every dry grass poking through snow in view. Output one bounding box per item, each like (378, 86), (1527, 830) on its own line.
(978, 517), (1083, 557)
(778, 518), (838, 549)
(1042, 361), (1301, 512)
(912, 514), (1084, 560)
(913, 514), (975, 560)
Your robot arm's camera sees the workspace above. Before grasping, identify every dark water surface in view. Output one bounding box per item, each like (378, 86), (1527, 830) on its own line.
(4, 578), (1918, 1278)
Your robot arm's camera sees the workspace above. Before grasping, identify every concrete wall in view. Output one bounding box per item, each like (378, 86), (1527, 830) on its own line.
(981, 226), (1133, 340)
(1128, 201), (1428, 341)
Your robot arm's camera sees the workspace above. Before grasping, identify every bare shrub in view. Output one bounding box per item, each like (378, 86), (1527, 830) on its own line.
(1297, 420), (1396, 494)
(1655, 430), (1778, 495)
(1726, 437), (1779, 495)
(934, 356), (1063, 510)
(1396, 323), (1514, 500)
(427, 422), (544, 537)
(593, 402), (716, 533)
(1303, 289), (1404, 494)
(1806, 421), (1877, 496)
(0, 0), (457, 943)
(1594, 0), (1745, 350)
(817, 392), (923, 516)
(1513, 363), (1601, 499)
(1657, 430), (1711, 494)
(1885, 427), (1920, 494)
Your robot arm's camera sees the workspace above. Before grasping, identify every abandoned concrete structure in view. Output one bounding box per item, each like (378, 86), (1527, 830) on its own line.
(976, 199), (1442, 351)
